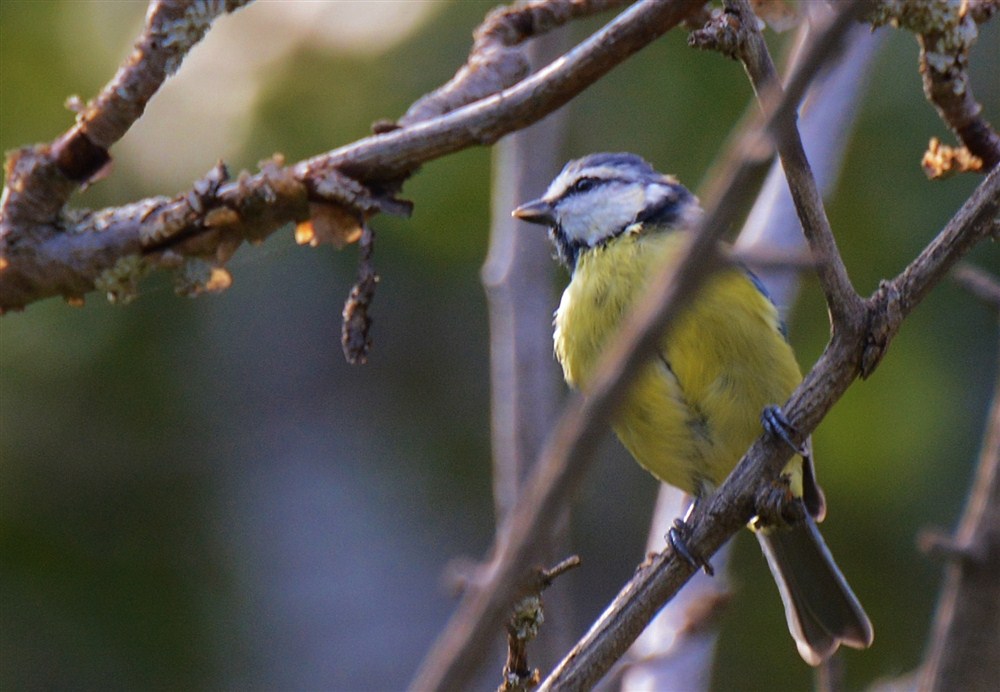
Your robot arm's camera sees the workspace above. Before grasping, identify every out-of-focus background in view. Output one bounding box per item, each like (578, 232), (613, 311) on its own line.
(2, 2), (997, 690)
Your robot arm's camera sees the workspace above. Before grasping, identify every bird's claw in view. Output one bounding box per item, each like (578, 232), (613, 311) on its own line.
(761, 405), (808, 456)
(668, 518), (714, 576)
(751, 476), (807, 532)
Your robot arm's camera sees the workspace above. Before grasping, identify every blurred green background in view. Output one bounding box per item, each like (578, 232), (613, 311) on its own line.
(2, 1), (997, 690)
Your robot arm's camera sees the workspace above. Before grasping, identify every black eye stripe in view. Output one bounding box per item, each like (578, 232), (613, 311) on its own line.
(563, 175), (612, 198)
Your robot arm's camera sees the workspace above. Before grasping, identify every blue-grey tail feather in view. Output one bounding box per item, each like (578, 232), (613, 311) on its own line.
(757, 515), (873, 665)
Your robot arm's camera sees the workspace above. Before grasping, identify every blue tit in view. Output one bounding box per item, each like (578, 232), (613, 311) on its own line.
(513, 152), (873, 665)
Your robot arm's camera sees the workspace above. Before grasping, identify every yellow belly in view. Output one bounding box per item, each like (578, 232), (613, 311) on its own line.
(554, 230), (803, 497)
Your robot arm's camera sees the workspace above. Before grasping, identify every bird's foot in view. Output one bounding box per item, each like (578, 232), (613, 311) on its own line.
(668, 518), (714, 576)
(750, 475), (807, 533)
(761, 405), (808, 456)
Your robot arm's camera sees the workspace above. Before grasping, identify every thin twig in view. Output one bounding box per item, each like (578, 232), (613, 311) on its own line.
(399, 0), (631, 127)
(497, 556), (582, 692)
(952, 264), (1000, 310)
(728, 0), (869, 328)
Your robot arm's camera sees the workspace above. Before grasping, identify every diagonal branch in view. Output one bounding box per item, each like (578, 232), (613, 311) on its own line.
(6, 0), (254, 225)
(725, 0), (869, 327)
(621, 12), (888, 688)
(397, 0), (632, 127)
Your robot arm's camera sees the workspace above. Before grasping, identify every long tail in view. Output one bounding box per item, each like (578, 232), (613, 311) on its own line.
(757, 515), (874, 666)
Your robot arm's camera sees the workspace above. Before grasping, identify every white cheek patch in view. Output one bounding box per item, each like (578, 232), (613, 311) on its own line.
(557, 184), (645, 247)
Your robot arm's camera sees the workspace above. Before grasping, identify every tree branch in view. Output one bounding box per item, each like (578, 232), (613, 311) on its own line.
(536, 2), (998, 685)
(397, 0), (632, 127)
(919, 325), (1000, 690)
(1, 0), (707, 314)
(6, 0), (253, 225)
(724, 0), (869, 328)
(870, 0), (1000, 175)
(4, 2), (997, 686)
(482, 29), (575, 679)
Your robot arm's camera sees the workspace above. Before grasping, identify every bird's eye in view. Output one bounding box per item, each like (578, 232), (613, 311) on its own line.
(571, 177), (596, 194)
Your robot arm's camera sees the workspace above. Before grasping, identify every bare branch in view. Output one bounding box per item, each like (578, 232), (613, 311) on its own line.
(497, 556), (581, 692)
(725, 0), (869, 328)
(73, 0), (252, 150)
(622, 13), (887, 688)
(1, 0), (707, 314)
(399, 0), (631, 127)
(293, 0), (708, 182)
(7, 0), (253, 225)
(919, 332), (1000, 690)
(870, 0), (1000, 174)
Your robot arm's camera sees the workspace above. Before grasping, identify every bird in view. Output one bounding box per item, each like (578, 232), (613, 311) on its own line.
(512, 152), (873, 666)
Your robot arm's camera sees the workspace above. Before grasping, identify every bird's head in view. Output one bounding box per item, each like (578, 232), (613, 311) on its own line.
(513, 152), (700, 270)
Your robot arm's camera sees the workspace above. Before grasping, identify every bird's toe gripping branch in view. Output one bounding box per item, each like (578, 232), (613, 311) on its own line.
(668, 517), (714, 577)
(761, 405), (808, 456)
(754, 405), (810, 532)
(750, 476), (807, 533)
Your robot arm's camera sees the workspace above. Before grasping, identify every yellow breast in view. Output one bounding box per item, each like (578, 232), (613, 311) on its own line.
(554, 228), (803, 496)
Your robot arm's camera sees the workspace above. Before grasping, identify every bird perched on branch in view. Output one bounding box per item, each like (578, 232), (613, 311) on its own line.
(513, 152), (873, 665)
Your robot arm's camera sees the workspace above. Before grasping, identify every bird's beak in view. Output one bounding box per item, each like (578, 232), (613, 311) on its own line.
(512, 199), (556, 226)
